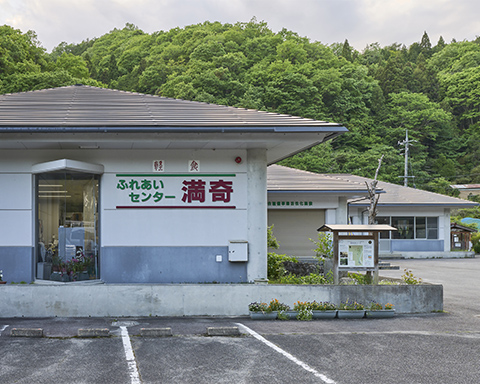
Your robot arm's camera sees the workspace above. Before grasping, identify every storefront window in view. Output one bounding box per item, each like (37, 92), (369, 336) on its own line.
(36, 172), (99, 282)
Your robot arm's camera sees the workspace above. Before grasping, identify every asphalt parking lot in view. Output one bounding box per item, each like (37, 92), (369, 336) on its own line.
(1, 257), (480, 384)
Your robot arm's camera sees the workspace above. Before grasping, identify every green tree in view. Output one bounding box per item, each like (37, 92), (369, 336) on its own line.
(55, 52), (89, 78)
(0, 25), (47, 78)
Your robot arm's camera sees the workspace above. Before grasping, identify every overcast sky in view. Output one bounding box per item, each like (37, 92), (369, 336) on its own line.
(1, 0), (479, 52)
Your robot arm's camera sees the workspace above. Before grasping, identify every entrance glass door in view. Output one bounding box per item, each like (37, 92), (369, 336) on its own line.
(36, 172), (99, 281)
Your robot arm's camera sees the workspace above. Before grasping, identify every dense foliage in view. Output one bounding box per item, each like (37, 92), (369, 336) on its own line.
(2, 20), (480, 194)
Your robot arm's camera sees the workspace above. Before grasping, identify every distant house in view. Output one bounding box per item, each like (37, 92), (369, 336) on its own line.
(450, 184), (480, 200)
(267, 165), (477, 258)
(450, 223), (475, 251)
(267, 165), (382, 257)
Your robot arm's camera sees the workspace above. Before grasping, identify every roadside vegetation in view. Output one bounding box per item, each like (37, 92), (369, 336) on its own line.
(267, 226), (422, 285)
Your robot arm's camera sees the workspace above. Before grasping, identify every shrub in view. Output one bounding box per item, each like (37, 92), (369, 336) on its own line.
(273, 273), (328, 285)
(347, 272), (373, 285)
(401, 269), (422, 284)
(267, 225), (279, 249)
(267, 252), (298, 280)
(310, 232), (333, 259)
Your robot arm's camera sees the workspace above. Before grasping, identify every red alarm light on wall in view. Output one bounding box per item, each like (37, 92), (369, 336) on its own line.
(235, 156), (242, 164)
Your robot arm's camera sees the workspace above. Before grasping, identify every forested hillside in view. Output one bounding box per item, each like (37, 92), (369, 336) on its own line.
(2, 20), (480, 196)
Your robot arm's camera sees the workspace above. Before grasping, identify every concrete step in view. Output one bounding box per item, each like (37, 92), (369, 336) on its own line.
(379, 262), (400, 270)
(379, 253), (405, 260)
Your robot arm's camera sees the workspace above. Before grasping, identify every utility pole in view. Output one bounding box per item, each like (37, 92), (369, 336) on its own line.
(398, 130), (417, 187)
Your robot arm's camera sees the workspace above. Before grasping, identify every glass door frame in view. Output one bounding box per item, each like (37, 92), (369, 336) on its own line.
(32, 159), (103, 282)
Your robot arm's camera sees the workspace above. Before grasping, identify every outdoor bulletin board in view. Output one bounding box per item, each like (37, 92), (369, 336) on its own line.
(317, 224), (397, 284)
(338, 239), (375, 268)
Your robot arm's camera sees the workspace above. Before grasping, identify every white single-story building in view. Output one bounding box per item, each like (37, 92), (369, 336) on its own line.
(267, 164), (382, 257)
(0, 85), (347, 284)
(267, 165), (477, 258)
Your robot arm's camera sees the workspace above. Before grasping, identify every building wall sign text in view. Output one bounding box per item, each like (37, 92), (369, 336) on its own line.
(115, 173), (238, 209)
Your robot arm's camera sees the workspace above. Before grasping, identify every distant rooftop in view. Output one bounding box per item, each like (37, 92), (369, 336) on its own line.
(267, 165), (478, 208)
(267, 164), (379, 195)
(339, 174), (477, 208)
(451, 184), (480, 189)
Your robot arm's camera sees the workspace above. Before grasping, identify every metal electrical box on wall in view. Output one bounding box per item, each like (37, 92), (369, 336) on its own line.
(228, 240), (248, 262)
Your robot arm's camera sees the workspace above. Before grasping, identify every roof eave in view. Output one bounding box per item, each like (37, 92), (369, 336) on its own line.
(349, 203), (479, 208)
(0, 126), (348, 133)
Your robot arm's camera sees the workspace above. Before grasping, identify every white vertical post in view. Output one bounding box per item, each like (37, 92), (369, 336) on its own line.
(336, 197), (348, 224)
(444, 208), (451, 252)
(325, 209), (336, 224)
(246, 148), (267, 282)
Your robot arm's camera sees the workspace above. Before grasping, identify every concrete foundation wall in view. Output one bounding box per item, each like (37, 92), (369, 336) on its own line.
(380, 251), (475, 259)
(0, 283), (442, 317)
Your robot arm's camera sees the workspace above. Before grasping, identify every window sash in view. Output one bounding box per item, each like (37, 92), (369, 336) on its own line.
(379, 216), (438, 240)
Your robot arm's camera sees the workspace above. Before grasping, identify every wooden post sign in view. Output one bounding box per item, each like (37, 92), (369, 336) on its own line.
(317, 224), (397, 284)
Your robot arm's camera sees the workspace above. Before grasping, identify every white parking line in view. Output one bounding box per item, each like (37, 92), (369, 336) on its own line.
(120, 326), (141, 384)
(236, 323), (336, 384)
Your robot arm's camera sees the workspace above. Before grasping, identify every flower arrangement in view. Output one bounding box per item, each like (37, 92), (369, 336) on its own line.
(293, 301), (310, 311)
(384, 303), (394, 310)
(248, 302), (272, 313)
(338, 299), (364, 310)
(62, 250), (95, 280)
(368, 301), (394, 310)
(268, 299), (290, 312)
(368, 301), (383, 311)
(289, 301), (311, 321)
(309, 301), (336, 311)
(296, 308), (313, 321)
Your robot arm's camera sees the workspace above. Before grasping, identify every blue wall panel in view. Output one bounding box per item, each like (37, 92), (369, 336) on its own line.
(391, 240), (444, 252)
(100, 246), (248, 283)
(0, 247), (34, 283)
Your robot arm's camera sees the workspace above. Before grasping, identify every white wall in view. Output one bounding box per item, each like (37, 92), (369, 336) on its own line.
(98, 149), (247, 247)
(0, 148), (258, 262)
(0, 174), (33, 246)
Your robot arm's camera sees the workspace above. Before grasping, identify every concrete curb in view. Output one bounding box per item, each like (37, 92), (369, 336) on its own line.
(78, 328), (110, 337)
(140, 328), (173, 337)
(206, 326), (240, 336)
(10, 328), (44, 337)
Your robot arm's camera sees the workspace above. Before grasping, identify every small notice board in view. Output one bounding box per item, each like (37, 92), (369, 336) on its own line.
(339, 239), (375, 268)
(317, 224), (397, 284)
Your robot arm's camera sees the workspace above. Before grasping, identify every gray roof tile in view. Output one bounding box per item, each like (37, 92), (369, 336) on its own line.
(267, 165), (478, 207)
(0, 85), (345, 130)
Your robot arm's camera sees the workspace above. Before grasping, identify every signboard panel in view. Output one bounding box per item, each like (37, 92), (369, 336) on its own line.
(111, 173), (246, 209)
(338, 239), (374, 268)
